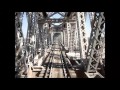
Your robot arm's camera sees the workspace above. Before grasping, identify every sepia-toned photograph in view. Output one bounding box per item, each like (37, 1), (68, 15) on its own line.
(15, 12), (105, 78)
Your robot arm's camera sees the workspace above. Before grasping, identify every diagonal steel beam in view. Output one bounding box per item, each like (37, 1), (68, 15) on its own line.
(48, 12), (57, 18)
(57, 12), (65, 17)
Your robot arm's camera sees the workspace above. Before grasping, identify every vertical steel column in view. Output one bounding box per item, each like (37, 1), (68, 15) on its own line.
(61, 32), (63, 44)
(70, 23), (76, 52)
(35, 24), (39, 54)
(38, 23), (44, 56)
(48, 25), (51, 47)
(76, 12), (88, 59)
(66, 22), (71, 50)
(26, 12), (32, 59)
(85, 12), (105, 78)
(51, 30), (53, 44)
(63, 30), (65, 45)
(75, 22), (79, 51)
(26, 12), (36, 62)
(15, 12), (25, 77)
(64, 28), (68, 48)
(69, 23), (72, 52)
(63, 23), (68, 48)
(43, 23), (49, 55)
(33, 12), (39, 56)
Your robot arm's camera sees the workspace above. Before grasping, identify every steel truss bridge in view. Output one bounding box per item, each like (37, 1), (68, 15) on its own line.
(15, 12), (105, 78)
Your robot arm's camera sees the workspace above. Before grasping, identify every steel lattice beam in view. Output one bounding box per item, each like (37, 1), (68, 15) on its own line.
(69, 23), (76, 52)
(15, 12), (25, 78)
(66, 22), (71, 49)
(85, 12), (105, 78)
(76, 12), (88, 59)
(15, 12), (105, 78)
(38, 19), (75, 23)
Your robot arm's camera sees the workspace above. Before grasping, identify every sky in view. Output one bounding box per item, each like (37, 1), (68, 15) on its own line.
(22, 12), (91, 39)
(85, 13), (91, 37)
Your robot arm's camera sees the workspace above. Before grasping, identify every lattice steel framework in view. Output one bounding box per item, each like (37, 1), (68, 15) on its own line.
(69, 23), (76, 52)
(15, 12), (105, 78)
(85, 12), (105, 78)
(66, 22), (71, 49)
(26, 12), (37, 62)
(15, 12), (25, 77)
(76, 12), (88, 59)
(64, 28), (68, 48)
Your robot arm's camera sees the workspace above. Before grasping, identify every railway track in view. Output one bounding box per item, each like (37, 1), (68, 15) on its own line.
(35, 43), (74, 78)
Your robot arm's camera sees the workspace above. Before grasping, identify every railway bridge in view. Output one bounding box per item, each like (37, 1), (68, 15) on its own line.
(15, 12), (105, 78)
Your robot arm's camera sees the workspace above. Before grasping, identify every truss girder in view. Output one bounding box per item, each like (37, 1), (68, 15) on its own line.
(48, 12), (57, 18)
(86, 12), (105, 73)
(26, 12), (36, 61)
(69, 23), (76, 52)
(76, 12), (88, 59)
(15, 12), (105, 78)
(64, 29), (68, 48)
(66, 22), (71, 49)
(15, 12), (25, 77)
(39, 19), (75, 23)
